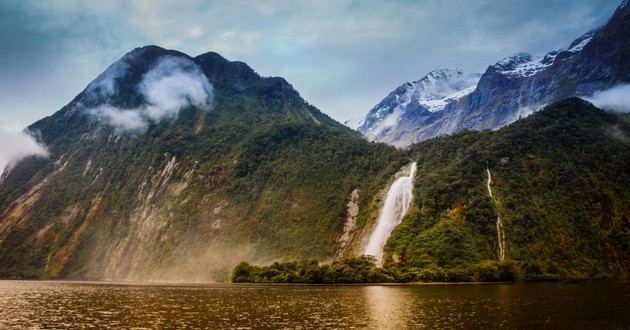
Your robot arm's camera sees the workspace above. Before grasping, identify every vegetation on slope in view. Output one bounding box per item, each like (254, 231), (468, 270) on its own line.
(386, 98), (630, 281)
(232, 98), (630, 283)
(0, 47), (404, 281)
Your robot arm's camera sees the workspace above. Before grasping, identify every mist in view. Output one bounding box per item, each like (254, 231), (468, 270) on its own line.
(0, 126), (48, 175)
(585, 84), (630, 112)
(90, 56), (213, 133)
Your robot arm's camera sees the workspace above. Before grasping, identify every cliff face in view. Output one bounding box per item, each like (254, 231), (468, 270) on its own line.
(0, 46), (403, 281)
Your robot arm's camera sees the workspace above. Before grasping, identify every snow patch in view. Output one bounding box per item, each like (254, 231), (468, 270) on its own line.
(360, 68), (480, 141)
(494, 53), (551, 77)
(567, 34), (593, 53)
(413, 68), (481, 112)
(494, 32), (593, 78)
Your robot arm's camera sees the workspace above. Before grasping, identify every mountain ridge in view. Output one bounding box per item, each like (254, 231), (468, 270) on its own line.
(358, 1), (630, 146)
(358, 68), (481, 146)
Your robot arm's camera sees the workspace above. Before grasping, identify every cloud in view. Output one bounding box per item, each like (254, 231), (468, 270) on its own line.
(0, 0), (621, 129)
(0, 125), (49, 176)
(141, 56), (213, 121)
(585, 84), (630, 112)
(90, 106), (147, 134)
(90, 56), (213, 134)
(85, 56), (131, 102)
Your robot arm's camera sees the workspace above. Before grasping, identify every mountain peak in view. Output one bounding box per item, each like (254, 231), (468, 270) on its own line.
(420, 67), (465, 81)
(410, 68), (481, 112)
(358, 1), (627, 147)
(357, 68), (480, 144)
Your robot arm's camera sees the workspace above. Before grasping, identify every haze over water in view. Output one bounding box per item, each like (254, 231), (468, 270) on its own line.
(1, 280), (629, 329)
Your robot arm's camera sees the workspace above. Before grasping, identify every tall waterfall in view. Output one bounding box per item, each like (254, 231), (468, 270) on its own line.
(486, 166), (506, 261)
(364, 162), (417, 266)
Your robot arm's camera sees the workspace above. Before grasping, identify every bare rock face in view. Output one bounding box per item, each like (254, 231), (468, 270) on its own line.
(336, 189), (359, 259)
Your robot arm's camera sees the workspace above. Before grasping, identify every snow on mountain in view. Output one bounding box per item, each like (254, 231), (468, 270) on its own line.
(355, 1), (630, 148)
(415, 69), (482, 112)
(493, 32), (594, 78)
(358, 68), (480, 142)
(343, 117), (364, 130)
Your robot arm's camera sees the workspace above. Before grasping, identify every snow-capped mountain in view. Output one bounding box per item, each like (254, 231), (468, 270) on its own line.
(359, 1), (630, 147)
(357, 68), (481, 146)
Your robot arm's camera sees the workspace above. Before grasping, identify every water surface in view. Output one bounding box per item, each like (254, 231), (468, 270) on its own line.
(0, 280), (628, 329)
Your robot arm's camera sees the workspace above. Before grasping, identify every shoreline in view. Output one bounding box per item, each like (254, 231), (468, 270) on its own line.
(1, 278), (627, 287)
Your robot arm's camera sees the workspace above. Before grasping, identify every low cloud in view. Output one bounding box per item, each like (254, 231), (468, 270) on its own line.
(585, 84), (630, 112)
(90, 56), (213, 134)
(141, 56), (213, 121)
(0, 125), (49, 176)
(90, 106), (147, 134)
(85, 58), (131, 103)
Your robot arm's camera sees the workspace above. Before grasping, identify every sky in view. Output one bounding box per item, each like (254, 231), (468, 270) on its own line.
(0, 0), (623, 172)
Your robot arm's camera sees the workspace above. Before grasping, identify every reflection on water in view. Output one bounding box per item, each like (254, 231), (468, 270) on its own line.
(365, 286), (413, 329)
(0, 281), (629, 329)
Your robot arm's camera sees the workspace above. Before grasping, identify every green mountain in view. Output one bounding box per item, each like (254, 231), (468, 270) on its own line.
(0, 46), (404, 281)
(1, 45), (628, 283)
(386, 98), (630, 281)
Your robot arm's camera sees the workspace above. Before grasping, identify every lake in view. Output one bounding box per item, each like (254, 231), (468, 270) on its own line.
(0, 280), (628, 329)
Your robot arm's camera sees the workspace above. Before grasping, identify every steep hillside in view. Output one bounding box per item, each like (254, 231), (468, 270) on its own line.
(386, 98), (630, 281)
(360, 1), (630, 146)
(0, 46), (404, 281)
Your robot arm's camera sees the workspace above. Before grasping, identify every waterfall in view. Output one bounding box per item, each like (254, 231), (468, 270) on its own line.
(486, 165), (506, 261)
(364, 162), (417, 266)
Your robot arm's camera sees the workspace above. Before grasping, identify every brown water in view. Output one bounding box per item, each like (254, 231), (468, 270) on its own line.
(0, 281), (629, 329)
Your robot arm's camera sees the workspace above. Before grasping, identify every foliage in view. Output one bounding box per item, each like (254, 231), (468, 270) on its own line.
(0, 51), (403, 280)
(386, 98), (630, 281)
(231, 256), (522, 283)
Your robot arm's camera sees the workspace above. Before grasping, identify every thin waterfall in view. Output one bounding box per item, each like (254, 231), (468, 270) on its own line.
(364, 162), (417, 266)
(486, 165), (506, 261)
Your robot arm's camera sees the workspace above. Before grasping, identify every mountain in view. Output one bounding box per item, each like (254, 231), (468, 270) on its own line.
(235, 98), (630, 283)
(357, 68), (481, 147)
(0, 46), (404, 281)
(359, 1), (630, 146)
(343, 117), (364, 130)
(386, 98), (630, 281)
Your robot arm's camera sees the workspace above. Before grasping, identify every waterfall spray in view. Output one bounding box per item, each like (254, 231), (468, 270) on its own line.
(364, 162), (417, 266)
(486, 165), (506, 261)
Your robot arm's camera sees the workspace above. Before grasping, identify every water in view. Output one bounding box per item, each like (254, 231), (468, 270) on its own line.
(1, 281), (629, 329)
(487, 166), (506, 261)
(365, 162), (417, 265)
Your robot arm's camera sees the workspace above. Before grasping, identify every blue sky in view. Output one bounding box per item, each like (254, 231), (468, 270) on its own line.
(0, 0), (622, 129)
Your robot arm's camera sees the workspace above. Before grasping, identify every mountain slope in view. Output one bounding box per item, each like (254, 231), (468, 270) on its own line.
(360, 1), (630, 146)
(385, 98), (630, 280)
(0, 46), (404, 281)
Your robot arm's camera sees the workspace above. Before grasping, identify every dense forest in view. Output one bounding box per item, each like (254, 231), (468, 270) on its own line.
(234, 98), (630, 283)
(0, 47), (404, 281)
(1, 46), (629, 283)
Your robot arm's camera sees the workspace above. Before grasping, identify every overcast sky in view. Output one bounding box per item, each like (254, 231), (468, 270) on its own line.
(0, 0), (622, 129)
